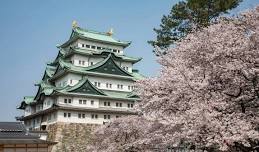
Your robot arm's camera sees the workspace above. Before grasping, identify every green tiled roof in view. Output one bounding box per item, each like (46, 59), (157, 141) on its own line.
(53, 78), (139, 101)
(17, 96), (35, 109)
(24, 96), (35, 104)
(60, 27), (131, 48)
(61, 78), (106, 96)
(50, 54), (143, 80)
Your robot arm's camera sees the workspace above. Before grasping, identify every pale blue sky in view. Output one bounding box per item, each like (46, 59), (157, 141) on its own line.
(0, 0), (258, 121)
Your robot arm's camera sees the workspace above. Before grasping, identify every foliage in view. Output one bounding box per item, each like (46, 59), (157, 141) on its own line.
(88, 7), (259, 152)
(149, 0), (242, 55)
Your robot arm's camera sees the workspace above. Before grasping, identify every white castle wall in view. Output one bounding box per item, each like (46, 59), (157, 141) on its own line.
(56, 110), (123, 124)
(54, 72), (136, 92)
(74, 39), (124, 55)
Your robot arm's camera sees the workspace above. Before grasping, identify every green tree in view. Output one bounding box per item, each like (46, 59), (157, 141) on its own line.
(149, 0), (242, 55)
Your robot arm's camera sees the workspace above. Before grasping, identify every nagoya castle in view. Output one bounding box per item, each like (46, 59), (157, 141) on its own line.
(17, 21), (144, 130)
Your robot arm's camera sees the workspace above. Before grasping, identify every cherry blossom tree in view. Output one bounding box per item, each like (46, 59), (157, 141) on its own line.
(88, 7), (259, 152)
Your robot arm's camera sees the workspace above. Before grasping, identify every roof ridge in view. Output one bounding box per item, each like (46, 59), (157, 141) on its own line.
(75, 27), (109, 36)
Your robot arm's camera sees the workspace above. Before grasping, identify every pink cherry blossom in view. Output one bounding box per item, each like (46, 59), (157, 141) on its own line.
(87, 6), (259, 152)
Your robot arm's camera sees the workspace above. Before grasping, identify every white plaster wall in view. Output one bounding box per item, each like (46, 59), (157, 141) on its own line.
(70, 52), (133, 73)
(99, 99), (134, 109)
(35, 104), (43, 113)
(88, 56), (104, 66)
(71, 54), (89, 67)
(120, 61), (133, 73)
(55, 73), (82, 87)
(88, 76), (135, 92)
(57, 96), (99, 108)
(43, 97), (55, 110)
(74, 39), (124, 55)
(56, 110), (122, 124)
(24, 106), (32, 116)
(55, 73), (135, 92)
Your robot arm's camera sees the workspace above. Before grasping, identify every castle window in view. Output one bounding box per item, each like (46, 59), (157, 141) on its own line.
(64, 113), (67, 117)
(97, 46), (101, 50)
(104, 115), (110, 119)
(119, 103), (122, 107)
(91, 100), (94, 105)
(91, 46), (96, 49)
(128, 103), (130, 108)
(79, 100), (82, 104)
(131, 104), (133, 108)
(78, 113), (81, 118)
(82, 44), (85, 47)
(68, 113), (71, 118)
(83, 100), (87, 104)
(91, 114), (98, 119)
(79, 60), (82, 65)
(64, 99), (67, 103)
(106, 83), (109, 88)
(109, 84), (112, 88)
(82, 61), (85, 65)
(128, 86), (131, 90)
(82, 114), (85, 118)
(91, 62), (94, 65)
(86, 45), (90, 48)
(104, 102), (107, 106)
(120, 85), (123, 89)
(68, 99), (72, 104)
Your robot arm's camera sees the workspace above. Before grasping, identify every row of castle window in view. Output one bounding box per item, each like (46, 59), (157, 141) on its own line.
(79, 43), (121, 53)
(79, 99), (95, 105)
(65, 98), (95, 105)
(66, 98), (133, 108)
(64, 112), (119, 120)
(26, 113), (56, 126)
(76, 60), (94, 66)
(94, 82), (135, 91)
(122, 66), (129, 71)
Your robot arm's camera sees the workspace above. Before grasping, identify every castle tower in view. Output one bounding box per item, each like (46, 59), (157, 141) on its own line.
(16, 22), (144, 130)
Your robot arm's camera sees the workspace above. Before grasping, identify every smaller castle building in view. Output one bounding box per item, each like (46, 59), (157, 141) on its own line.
(16, 22), (144, 130)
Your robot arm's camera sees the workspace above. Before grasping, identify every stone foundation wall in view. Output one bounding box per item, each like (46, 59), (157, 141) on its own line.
(46, 122), (99, 152)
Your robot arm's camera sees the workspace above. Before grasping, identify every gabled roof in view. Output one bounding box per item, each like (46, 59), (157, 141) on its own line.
(60, 27), (131, 48)
(59, 78), (107, 96)
(50, 53), (138, 81)
(87, 54), (133, 77)
(17, 96), (35, 109)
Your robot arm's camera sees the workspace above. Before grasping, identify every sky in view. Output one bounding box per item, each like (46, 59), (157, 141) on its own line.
(0, 0), (258, 121)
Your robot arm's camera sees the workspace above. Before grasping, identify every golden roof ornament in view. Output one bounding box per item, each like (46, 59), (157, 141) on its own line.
(72, 20), (78, 29)
(107, 28), (113, 36)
